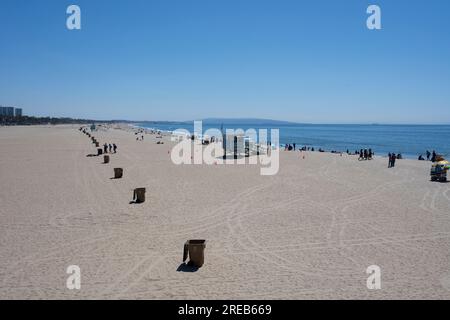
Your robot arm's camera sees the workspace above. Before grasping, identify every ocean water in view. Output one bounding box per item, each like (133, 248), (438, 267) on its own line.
(135, 122), (450, 159)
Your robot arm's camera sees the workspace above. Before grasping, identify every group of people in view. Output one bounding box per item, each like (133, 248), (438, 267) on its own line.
(357, 149), (374, 161)
(299, 146), (315, 152)
(279, 140), (443, 168)
(134, 129), (146, 141)
(418, 150), (438, 162)
(285, 144), (318, 152)
(103, 143), (117, 154)
(284, 143), (296, 151)
(387, 153), (401, 168)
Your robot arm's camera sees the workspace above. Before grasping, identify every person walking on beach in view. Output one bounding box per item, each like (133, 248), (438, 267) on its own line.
(108, 144), (112, 153)
(426, 150), (431, 161)
(368, 149), (373, 160)
(103, 143), (108, 154)
(388, 153), (392, 168)
(113, 143), (117, 153)
(293, 143), (296, 151)
(431, 150), (437, 162)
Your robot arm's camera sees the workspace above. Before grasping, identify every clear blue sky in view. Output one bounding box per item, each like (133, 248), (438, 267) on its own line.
(1, 0), (449, 123)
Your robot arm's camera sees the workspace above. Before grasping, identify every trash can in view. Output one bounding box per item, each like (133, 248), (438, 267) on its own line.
(104, 155), (110, 164)
(133, 188), (146, 203)
(114, 168), (123, 179)
(183, 240), (206, 267)
(97, 148), (103, 156)
(95, 142), (99, 147)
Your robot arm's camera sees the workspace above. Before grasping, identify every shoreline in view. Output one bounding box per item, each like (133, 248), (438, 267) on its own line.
(132, 123), (435, 161)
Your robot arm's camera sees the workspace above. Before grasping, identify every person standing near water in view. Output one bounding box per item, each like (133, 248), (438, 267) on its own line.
(391, 153), (397, 167)
(431, 151), (437, 162)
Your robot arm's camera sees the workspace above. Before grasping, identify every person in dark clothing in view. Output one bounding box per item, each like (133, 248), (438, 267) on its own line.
(113, 143), (117, 153)
(418, 154), (425, 161)
(426, 150), (431, 161)
(103, 143), (108, 154)
(108, 144), (112, 153)
(431, 151), (437, 162)
(359, 149), (364, 160)
(293, 143), (296, 151)
(388, 153), (392, 168)
(363, 149), (368, 160)
(368, 149), (373, 160)
(391, 153), (397, 167)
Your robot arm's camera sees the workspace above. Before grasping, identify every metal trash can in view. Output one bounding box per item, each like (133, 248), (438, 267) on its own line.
(183, 240), (206, 267)
(114, 168), (123, 179)
(104, 155), (110, 164)
(97, 148), (103, 156)
(133, 188), (146, 203)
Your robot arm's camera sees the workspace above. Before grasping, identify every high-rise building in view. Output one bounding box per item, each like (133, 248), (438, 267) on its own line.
(6, 107), (14, 116)
(0, 106), (22, 117)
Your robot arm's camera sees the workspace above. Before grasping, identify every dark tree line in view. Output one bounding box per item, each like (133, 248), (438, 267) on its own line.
(0, 116), (124, 126)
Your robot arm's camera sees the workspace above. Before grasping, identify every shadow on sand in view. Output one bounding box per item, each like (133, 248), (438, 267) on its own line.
(176, 263), (199, 272)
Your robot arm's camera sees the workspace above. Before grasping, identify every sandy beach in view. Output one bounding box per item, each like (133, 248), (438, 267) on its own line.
(1, 125), (450, 299)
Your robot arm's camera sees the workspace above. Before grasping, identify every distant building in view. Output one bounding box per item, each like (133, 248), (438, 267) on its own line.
(5, 107), (14, 116)
(0, 106), (23, 117)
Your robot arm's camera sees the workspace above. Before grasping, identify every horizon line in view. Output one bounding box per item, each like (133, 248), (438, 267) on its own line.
(20, 113), (450, 126)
